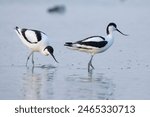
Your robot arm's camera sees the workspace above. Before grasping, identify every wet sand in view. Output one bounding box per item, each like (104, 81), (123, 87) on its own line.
(0, 0), (150, 99)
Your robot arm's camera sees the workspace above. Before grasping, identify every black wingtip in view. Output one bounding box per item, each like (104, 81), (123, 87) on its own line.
(14, 26), (21, 34)
(64, 42), (73, 47)
(15, 26), (19, 30)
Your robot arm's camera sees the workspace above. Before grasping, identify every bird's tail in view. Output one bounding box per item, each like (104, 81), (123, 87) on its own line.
(64, 42), (73, 47)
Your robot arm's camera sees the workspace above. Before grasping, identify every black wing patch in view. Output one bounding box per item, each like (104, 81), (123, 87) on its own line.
(21, 29), (28, 42)
(79, 41), (108, 48)
(31, 29), (43, 42)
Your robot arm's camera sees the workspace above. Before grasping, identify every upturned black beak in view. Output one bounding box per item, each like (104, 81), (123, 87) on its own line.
(50, 53), (59, 63)
(116, 29), (128, 36)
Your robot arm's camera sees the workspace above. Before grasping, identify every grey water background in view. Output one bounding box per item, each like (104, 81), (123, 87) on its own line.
(0, 0), (150, 99)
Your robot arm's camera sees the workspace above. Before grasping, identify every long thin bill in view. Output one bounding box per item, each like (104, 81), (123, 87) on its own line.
(116, 29), (128, 36)
(51, 53), (59, 63)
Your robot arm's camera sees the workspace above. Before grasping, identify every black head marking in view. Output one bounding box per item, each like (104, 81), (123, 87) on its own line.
(106, 22), (117, 35)
(44, 46), (58, 63)
(108, 23), (117, 28)
(44, 46), (54, 54)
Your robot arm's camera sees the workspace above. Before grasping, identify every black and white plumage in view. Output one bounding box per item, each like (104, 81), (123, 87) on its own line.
(64, 22), (128, 71)
(15, 26), (58, 66)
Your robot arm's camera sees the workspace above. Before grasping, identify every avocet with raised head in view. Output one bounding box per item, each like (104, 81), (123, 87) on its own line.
(64, 22), (128, 71)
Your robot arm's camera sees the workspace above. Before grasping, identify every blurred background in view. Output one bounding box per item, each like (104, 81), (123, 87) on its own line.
(0, 0), (150, 100)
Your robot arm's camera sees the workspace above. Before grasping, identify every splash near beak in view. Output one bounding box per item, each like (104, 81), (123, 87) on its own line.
(51, 53), (59, 63)
(116, 29), (128, 36)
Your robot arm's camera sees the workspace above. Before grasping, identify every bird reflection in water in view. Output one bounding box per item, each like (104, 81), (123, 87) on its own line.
(65, 72), (115, 100)
(22, 64), (57, 100)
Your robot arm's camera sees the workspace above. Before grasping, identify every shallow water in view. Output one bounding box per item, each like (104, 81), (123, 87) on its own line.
(0, 0), (150, 99)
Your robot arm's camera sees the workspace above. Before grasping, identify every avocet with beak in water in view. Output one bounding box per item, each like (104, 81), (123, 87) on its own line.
(15, 27), (58, 66)
(64, 23), (128, 72)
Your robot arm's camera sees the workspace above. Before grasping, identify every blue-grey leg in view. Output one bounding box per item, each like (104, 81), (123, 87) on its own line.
(88, 55), (94, 72)
(32, 52), (34, 66)
(26, 52), (33, 67)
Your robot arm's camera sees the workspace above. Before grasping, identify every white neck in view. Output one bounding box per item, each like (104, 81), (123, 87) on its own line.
(105, 33), (114, 47)
(106, 32), (114, 41)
